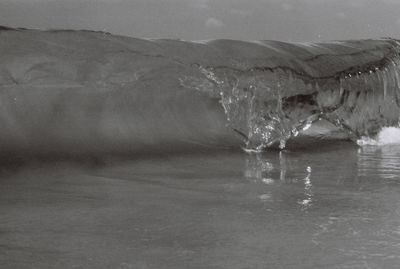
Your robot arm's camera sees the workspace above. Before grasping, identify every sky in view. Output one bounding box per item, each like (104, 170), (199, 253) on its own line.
(1, 0), (400, 42)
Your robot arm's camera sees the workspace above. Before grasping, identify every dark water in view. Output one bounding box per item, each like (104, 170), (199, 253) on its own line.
(1, 143), (400, 269)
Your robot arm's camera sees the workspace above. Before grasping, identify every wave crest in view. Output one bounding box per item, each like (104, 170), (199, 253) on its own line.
(1, 27), (400, 154)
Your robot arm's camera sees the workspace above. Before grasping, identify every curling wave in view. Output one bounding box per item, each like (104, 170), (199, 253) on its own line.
(0, 26), (400, 155)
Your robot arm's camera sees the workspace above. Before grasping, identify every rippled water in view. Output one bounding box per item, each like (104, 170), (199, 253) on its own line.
(1, 143), (400, 268)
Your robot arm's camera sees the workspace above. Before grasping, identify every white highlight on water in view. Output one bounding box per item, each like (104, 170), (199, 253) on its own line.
(357, 127), (400, 146)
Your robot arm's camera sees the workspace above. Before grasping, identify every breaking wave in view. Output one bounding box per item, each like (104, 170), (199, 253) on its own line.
(1, 26), (400, 155)
(182, 39), (400, 150)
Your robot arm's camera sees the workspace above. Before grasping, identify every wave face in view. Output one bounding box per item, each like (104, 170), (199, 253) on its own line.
(0, 27), (400, 155)
(182, 39), (400, 150)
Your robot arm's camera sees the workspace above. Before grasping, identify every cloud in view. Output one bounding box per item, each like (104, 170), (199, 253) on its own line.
(230, 9), (252, 17)
(193, 0), (210, 9)
(346, 0), (366, 8)
(335, 12), (346, 18)
(281, 3), (294, 11)
(2, 0), (125, 2)
(205, 17), (224, 28)
(381, 0), (400, 4)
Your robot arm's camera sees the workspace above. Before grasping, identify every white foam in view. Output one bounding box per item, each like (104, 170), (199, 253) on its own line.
(357, 127), (400, 146)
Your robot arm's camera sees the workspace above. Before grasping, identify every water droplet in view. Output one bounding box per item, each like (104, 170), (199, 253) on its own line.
(262, 178), (274, 185)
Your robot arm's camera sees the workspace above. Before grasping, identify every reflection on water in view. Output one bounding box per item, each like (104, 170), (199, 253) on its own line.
(241, 144), (400, 268)
(245, 151), (314, 211)
(300, 166), (312, 211)
(358, 145), (400, 179)
(2, 144), (400, 269)
(245, 144), (400, 198)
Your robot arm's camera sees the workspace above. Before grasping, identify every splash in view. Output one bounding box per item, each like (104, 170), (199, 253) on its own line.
(357, 127), (400, 146)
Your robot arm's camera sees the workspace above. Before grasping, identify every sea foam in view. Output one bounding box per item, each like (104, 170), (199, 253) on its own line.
(357, 127), (400, 146)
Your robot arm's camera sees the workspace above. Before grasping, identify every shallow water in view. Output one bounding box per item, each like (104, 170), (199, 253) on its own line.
(1, 143), (400, 269)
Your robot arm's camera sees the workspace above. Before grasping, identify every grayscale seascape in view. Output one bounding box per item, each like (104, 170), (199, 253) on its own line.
(2, 144), (400, 268)
(1, 1), (400, 268)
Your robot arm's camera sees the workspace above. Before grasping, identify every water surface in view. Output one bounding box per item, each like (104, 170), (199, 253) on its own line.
(1, 143), (400, 269)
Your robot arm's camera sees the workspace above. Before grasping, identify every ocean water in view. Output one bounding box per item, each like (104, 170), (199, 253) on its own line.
(1, 28), (400, 268)
(1, 142), (400, 269)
